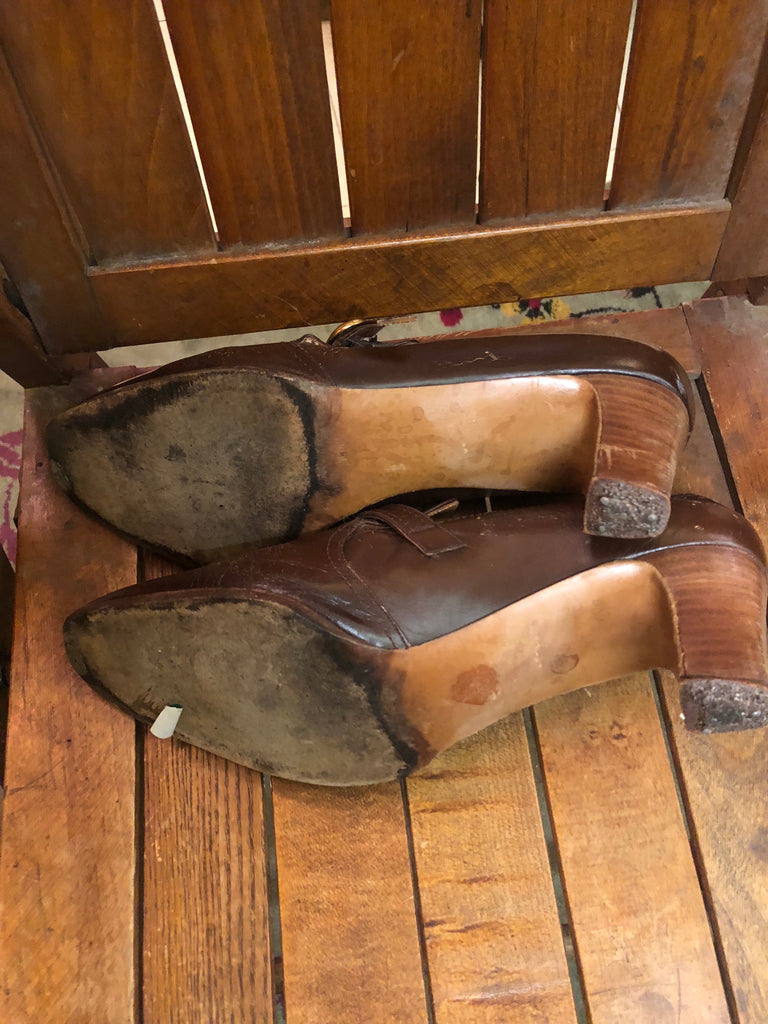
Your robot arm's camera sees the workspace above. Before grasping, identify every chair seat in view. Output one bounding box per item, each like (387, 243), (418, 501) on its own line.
(1, 297), (766, 1024)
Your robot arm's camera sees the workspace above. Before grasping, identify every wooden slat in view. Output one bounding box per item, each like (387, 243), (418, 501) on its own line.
(330, 0), (482, 234)
(162, 0), (344, 247)
(141, 556), (273, 1024)
(87, 203), (729, 349)
(0, 376), (138, 1023)
(272, 779), (428, 1023)
(480, 0), (633, 220)
(712, 65), (768, 280)
(0, 46), (107, 353)
(533, 675), (730, 1023)
(661, 294), (768, 1022)
(692, 296), (768, 538)
(414, 306), (700, 376)
(408, 717), (578, 1023)
(609, 0), (768, 206)
(671, 391), (732, 507)
(0, 1), (215, 261)
(0, 281), (64, 387)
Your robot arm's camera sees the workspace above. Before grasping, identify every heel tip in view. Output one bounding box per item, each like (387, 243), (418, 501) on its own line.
(585, 480), (670, 539)
(680, 678), (768, 733)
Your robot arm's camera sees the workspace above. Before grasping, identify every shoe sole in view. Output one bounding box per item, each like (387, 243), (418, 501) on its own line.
(64, 555), (768, 785)
(48, 368), (686, 562)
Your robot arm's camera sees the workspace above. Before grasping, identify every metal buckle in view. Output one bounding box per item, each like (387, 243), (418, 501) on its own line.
(326, 315), (416, 348)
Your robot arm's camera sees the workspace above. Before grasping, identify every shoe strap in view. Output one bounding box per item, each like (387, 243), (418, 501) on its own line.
(361, 504), (466, 556)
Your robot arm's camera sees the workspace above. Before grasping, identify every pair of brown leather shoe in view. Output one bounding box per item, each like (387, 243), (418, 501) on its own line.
(48, 327), (768, 785)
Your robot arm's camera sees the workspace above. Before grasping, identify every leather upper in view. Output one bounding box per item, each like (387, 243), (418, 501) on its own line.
(74, 496), (765, 650)
(110, 332), (695, 425)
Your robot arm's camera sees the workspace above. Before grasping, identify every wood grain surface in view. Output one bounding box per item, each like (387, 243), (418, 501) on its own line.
(609, 0), (768, 206)
(272, 779), (428, 1023)
(0, 48), (107, 353)
(162, 0), (344, 247)
(533, 674), (730, 1023)
(691, 296), (768, 537)
(0, 0), (215, 261)
(87, 203), (729, 350)
(662, 294), (768, 1023)
(671, 391), (732, 507)
(141, 555), (273, 1024)
(408, 716), (578, 1024)
(481, 0), (633, 219)
(0, 279), (64, 387)
(0, 378), (138, 1023)
(330, 0), (482, 233)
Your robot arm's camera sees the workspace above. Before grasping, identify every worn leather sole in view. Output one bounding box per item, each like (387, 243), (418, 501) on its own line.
(64, 499), (768, 786)
(47, 354), (690, 563)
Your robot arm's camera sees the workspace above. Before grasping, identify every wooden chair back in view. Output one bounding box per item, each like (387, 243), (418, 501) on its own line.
(1, 1), (767, 385)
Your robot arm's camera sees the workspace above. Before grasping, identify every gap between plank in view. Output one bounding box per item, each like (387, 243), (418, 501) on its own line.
(150, 0), (221, 244)
(648, 358), (750, 1024)
(603, 0), (638, 204)
(524, 708), (591, 1024)
(399, 776), (437, 1024)
(648, 671), (691, 840)
(321, 19), (351, 228)
(261, 774), (287, 1024)
(483, 499), (588, 1020)
(134, 720), (146, 1024)
(694, 375), (745, 514)
(474, 0), (486, 219)
(134, 546), (145, 1024)
(652, 673), (741, 1024)
(682, 298), (744, 517)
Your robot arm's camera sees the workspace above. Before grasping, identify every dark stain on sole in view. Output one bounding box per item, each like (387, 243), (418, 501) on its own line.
(46, 370), (320, 562)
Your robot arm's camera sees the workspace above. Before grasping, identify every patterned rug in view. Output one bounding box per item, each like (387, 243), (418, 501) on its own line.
(0, 430), (21, 567)
(0, 281), (707, 567)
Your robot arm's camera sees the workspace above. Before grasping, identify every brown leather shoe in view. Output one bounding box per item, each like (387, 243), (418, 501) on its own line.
(46, 332), (693, 563)
(63, 495), (768, 786)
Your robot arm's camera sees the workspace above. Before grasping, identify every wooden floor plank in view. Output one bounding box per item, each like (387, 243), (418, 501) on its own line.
(272, 779), (428, 1024)
(407, 716), (578, 1024)
(691, 296), (768, 538)
(524, 363), (739, 1024)
(0, 376), (139, 1023)
(658, 294), (768, 1023)
(534, 674), (730, 1024)
(141, 554), (274, 1024)
(143, 741), (273, 1024)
